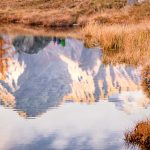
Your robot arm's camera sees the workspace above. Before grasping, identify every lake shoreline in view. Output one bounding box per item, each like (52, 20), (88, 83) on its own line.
(1, 0), (150, 65)
(1, 22), (150, 66)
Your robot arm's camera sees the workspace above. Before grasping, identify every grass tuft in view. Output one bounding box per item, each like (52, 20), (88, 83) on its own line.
(125, 120), (150, 150)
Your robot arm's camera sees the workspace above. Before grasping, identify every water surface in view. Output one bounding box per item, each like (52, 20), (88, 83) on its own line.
(0, 34), (149, 150)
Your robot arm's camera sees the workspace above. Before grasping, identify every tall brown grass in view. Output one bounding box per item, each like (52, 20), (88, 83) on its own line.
(82, 23), (150, 65)
(125, 120), (150, 150)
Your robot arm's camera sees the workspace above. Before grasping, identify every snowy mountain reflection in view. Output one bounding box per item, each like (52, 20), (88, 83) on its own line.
(0, 34), (149, 118)
(0, 34), (150, 150)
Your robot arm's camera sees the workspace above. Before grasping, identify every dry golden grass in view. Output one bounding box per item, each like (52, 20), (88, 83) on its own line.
(82, 23), (150, 65)
(0, 0), (150, 28)
(125, 120), (150, 150)
(0, 0), (126, 11)
(0, 9), (77, 28)
(91, 1), (150, 25)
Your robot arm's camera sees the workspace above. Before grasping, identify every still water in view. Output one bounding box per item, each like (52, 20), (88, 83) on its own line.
(0, 34), (150, 150)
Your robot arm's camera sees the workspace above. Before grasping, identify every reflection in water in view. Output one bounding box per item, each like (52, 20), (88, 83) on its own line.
(0, 36), (10, 81)
(0, 34), (150, 150)
(0, 35), (24, 107)
(141, 65), (150, 98)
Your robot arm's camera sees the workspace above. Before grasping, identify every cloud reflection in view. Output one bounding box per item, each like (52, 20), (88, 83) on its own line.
(0, 101), (149, 150)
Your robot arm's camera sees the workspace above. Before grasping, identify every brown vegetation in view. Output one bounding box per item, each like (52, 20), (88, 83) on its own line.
(0, 0), (150, 28)
(125, 120), (150, 150)
(141, 65), (150, 98)
(82, 23), (150, 65)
